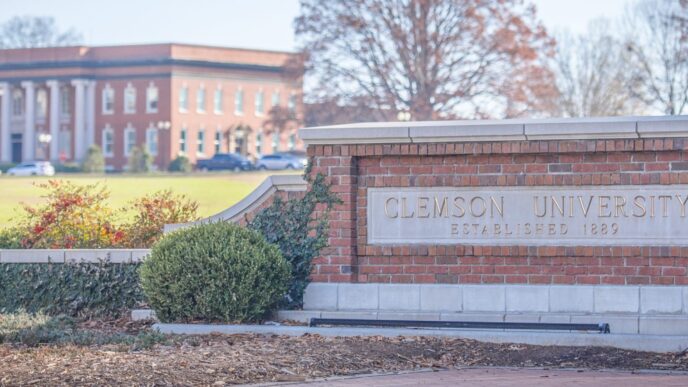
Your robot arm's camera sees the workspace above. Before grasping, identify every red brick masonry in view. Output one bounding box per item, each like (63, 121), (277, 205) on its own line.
(307, 138), (688, 285)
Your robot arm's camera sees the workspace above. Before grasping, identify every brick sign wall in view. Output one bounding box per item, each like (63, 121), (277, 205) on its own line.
(304, 120), (688, 287)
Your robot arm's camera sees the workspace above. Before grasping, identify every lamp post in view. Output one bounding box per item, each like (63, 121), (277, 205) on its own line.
(38, 133), (52, 161)
(156, 121), (171, 167)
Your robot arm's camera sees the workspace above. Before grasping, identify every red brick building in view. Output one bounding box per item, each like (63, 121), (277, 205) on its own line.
(0, 43), (303, 170)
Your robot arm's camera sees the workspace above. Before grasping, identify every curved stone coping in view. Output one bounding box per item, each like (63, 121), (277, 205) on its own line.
(0, 249), (150, 263)
(299, 115), (688, 145)
(164, 174), (307, 233)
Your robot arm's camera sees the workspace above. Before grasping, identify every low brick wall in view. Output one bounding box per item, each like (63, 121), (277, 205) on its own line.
(303, 120), (688, 285)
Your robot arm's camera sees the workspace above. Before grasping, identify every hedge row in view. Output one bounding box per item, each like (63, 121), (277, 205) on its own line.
(0, 262), (144, 318)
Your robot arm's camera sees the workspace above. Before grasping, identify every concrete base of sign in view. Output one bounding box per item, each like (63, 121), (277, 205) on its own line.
(299, 283), (688, 336)
(304, 284), (688, 315)
(153, 323), (688, 353)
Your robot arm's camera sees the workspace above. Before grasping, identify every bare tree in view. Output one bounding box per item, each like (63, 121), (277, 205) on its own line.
(553, 20), (643, 117)
(263, 106), (299, 135)
(0, 16), (82, 49)
(625, 0), (688, 115)
(304, 96), (392, 127)
(295, 0), (558, 121)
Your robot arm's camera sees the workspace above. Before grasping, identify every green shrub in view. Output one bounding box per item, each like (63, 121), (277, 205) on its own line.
(0, 228), (23, 248)
(53, 162), (82, 173)
(168, 156), (192, 173)
(127, 146), (152, 173)
(139, 222), (290, 323)
(0, 262), (144, 318)
(0, 163), (16, 173)
(81, 145), (106, 173)
(248, 165), (340, 308)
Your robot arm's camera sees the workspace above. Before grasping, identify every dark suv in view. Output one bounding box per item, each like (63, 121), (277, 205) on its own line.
(196, 153), (253, 172)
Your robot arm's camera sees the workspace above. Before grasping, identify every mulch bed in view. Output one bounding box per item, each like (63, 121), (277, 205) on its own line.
(1, 329), (687, 385)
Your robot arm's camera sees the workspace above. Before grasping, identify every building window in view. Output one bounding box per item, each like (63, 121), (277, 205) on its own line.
(196, 86), (206, 113)
(124, 125), (136, 156)
(179, 127), (187, 154)
(146, 83), (158, 113)
(102, 85), (114, 114)
(255, 90), (264, 116)
(214, 129), (222, 154)
(288, 92), (297, 113)
(179, 86), (189, 112)
(36, 89), (47, 119)
(124, 83), (136, 114)
(197, 129), (206, 155)
(256, 132), (263, 155)
(214, 88), (223, 114)
(271, 133), (279, 153)
(12, 89), (23, 116)
(146, 127), (158, 155)
(102, 126), (114, 157)
(234, 89), (243, 114)
(288, 133), (296, 150)
(271, 90), (280, 107)
(60, 87), (70, 116)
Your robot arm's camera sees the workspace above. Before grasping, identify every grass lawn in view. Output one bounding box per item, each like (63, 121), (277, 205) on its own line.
(0, 170), (299, 227)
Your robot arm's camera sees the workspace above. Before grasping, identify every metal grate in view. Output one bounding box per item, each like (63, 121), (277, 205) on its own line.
(309, 318), (611, 334)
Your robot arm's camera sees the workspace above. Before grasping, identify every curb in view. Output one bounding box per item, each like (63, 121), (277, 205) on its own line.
(152, 323), (688, 353)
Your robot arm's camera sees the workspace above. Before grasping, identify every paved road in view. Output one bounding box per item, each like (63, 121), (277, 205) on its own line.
(285, 368), (688, 386)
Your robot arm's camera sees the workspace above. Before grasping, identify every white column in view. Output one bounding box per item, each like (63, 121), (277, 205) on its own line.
(85, 80), (96, 148)
(0, 82), (10, 163)
(46, 80), (60, 161)
(71, 79), (86, 161)
(21, 81), (35, 162)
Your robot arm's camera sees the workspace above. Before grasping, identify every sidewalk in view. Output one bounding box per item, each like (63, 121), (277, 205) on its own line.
(283, 368), (688, 386)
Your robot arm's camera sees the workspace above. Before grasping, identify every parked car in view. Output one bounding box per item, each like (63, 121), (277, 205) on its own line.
(6, 161), (55, 176)
(256, 153), (307, 170)
(282, 150), (308, 168)
(196, 153), (253, 172)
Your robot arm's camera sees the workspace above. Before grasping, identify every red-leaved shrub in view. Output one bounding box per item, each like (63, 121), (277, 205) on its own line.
(119, 190), (199, 248)
(14, 181), (198, 249)
(19, 181), (121, 249)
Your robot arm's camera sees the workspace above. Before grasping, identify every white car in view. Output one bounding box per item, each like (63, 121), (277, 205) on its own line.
(6, 161), (56, 176)
(256, 153), (307, 170)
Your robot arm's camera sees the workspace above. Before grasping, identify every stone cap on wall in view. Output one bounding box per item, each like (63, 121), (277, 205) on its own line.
(164, 174), (307, 233)
(299, 115), (688, 145)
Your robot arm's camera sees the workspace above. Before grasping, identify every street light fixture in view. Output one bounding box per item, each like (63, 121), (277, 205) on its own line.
(397, 111), (411, 121)
(156, 121), (171, 130)
(38, 133), (52, 160)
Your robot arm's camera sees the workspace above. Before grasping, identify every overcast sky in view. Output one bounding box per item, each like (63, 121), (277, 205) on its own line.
(1, 0), (630, 51)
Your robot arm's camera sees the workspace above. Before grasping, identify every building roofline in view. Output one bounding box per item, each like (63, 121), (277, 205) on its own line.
(0, 58), (286, 74)
(0, 42), (298, 56)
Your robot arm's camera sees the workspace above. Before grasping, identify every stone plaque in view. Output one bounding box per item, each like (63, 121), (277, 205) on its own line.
(367, 185), (688, 246)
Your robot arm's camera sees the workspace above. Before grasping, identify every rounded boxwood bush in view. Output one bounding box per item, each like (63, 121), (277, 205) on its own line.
(139, 222), (291, 323)
(167, 156), (192, 173)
